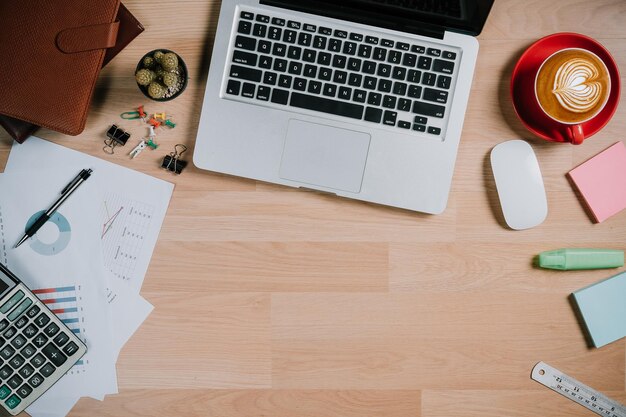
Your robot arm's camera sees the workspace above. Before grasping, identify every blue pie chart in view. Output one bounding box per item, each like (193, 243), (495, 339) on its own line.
(25, 211), (72, 256)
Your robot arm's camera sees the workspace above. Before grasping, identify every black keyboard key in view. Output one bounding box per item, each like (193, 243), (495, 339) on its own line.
(0, 346), (14, 360)
(365, 36), (379, 45)
(338, 86), (352, 100)
(313, 36), (327, 49)
(353, 89), (367, 103)
(423, 88), (449, 104)
(235, 35), (256, 51)
(290, 92), (364, 119)
(318, 26), (332, 35)
(11, 335), (26, 349)
(388, 50), (402, 64)
(363, 76), (377, 90)
(25, 306), (40, 319)
(317, 52), (331, 66)
(7, 375), (22, 390)
(333, 70), (347, 84)
(240, 11), (254, 20)
(334, 30), (348, 39)
(373, 47), (386, 61)
(414, 116), (428, 124)
(18, 364), (34, 379)
(412, 45), (425, 54)
(287, 20), (301, 30)
(323, 83), (337, 97)
(408, 69), (421, 83)
(271, 88), (289, 104)
(30, 354), (45, 368)
(392, 66), (407, 80)
(383, 95), (397, 108)
(273, 58), (287, 72)
(398, 121), (411, 129)
(332, 55), (346, 69)
(258, 40), (271, 54)
(303, 49), (317, 62)
(348, 73), (362, 87)
(381, 39), (394, 47)
(383, 110), (397, 126)
(272, 43), (286, 57)
(0, 320), (8, 332)
(252, 23), (267, 38)
(347, 58), (361, 72)
(303, 64), (317, 78)
(264, 71), (277, 85)
(398, 98), (412, 111)
(272, 17), (286, 26)
(23, 325), (37, 339)
(293, 77), (307, 91)
(62, 342), (80, 357)
(288, 45), (302, 60)
(238, 20), (252, 35)
(413, 101), (445, 118)
(364, 107), (383, 123)
(14, 316), (28, 329)
(3, 327), (16, 339)
(377, 64), (391, 78)
(308, 80), (322, 94)
(402, 53), (417, 67)
(279, 74), (293, 88)
(259, 55), (273, 69)
(413, 124), (426, 132)
(367, 92), (382, 106)
(232, 50), (258, 66)
(230, 65), (262, 82)
(442, 50), (456, 60)
(433, 59), (455, 74)
(418, 56), (432, 70)
(329, 39), (342, 52)
(378, 79), (392, 93)
(358, 44), (372, 58)
(362, 61), (376, 74)
(428, 126), (442, 135)
(319, 67), (332, 81)
(283, 29), (297, 43)
(427, 47), (441, 57)
(29, 373), (44, 388)
(257, 86), (271, 101)
(393, 82), (408, 96)
(343, 41), (357, 55)
(33, 334), (47, 348)
(396, 42), (410, 51)
(42, 343), (67, 367)
(256, 14), (270, 23)
(242, 82), (255, 98)
(40, 363), (55, 378)
(437, 75), (452, 89)
(20, 344), (36, 359)
(422, 72), (436, 86)
(268, 26), (282, 40)
(298, 32), (312, 46)
(303, 23), (316, 32)
(350, 33), (363, 41)
(9, 355), (24, 370)
(0, 365), (12, 379)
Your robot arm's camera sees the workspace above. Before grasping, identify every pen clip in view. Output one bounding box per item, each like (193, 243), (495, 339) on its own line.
(61, 169), (90, 194)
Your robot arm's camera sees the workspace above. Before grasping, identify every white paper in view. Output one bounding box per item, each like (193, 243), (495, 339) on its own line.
(6, 137), (174, 293)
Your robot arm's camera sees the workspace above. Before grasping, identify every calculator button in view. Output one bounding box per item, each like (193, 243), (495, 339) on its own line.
(17, 384), (32, 399)
(34, 313), (50, 328)
(7, 375), (22, 389)
(24, 325), (38, 339)
(3, 327), (17, 339)
(18, 364), (34, 379)
(40, 363), (55, 378)
(30, 354), (45, 368)
(29, 373), (43, 388)
(20, 344), (36, 359)
(26, 305), (40, 319)
(63, 341), (79, 356)
(10, 335), (26, 349)
(0, 320), (9, 332)
(53, 332), (70, 347)
(44, 323), (60, 337)
(33, 334), (47, 348)
(42, 344), (66, 367)
(0, 291), (24, 314)
(15, 316), (28, 329)
(5, 394), (20, 410)
(8, 298), (33, 321)
(0, 385), (9, 400)
(0, 346), (15, 360)
(0, 365), (12, 379)
(9, 355), (25, 370)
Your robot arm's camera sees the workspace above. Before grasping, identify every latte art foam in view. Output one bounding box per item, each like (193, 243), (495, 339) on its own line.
(552, 58), (603, 113)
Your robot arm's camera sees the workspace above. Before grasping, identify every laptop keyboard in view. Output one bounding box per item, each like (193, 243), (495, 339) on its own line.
(223, 7), (460, 139)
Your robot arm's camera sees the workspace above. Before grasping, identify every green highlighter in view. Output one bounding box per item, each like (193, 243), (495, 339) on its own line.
(539, 248), (624, 270)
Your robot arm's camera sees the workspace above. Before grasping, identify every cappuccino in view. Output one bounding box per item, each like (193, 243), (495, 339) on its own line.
(535, 49), (610, 124)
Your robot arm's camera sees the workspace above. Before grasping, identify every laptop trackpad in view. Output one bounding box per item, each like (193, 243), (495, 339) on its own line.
(279, 119), (371, 193)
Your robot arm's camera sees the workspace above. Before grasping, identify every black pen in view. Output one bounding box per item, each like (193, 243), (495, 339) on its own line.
(14, 168), (93, 248)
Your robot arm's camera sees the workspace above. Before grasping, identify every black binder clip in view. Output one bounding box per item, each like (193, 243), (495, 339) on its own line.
(161, 144), (188, 174)
(104, 124), (131, 154)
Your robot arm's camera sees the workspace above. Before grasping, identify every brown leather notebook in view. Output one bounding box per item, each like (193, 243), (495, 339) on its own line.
(0, 0), (131, 137)
(0, 3), (144, 143)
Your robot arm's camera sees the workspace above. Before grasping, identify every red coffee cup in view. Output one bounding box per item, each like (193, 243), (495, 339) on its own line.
(511, 33), (621, 144)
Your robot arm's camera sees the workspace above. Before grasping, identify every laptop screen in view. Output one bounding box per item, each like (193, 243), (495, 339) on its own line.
(261, 0), (494, 37)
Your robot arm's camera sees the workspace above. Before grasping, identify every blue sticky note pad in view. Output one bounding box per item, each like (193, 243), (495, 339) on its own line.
(572, 271), (626, 348)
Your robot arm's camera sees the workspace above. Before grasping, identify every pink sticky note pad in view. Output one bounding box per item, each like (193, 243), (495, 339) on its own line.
(568, 142), (626, 223)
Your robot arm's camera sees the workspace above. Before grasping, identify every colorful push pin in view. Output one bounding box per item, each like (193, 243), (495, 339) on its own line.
(148, 125), (156, 138)
(104, 124), (130, 154)
(148, 117), (161, 128)
(146, 136), (159, 150)
(120, 105), (147, 121)
(164, 119), (176, 128)
(154, 112), (168, 120)
(161, 144), (188, 174)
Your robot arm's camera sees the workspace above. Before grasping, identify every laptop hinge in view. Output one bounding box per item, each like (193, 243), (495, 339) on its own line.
(260, 0), (446, 40)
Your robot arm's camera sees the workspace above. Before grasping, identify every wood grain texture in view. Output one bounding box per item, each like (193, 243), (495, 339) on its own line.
(0, 0), (624, 416)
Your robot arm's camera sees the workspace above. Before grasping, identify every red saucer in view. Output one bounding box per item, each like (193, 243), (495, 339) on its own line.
(511, 33), (621, 143)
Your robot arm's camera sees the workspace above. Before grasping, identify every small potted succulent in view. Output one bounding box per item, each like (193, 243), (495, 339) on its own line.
(135, 49), (188, 101)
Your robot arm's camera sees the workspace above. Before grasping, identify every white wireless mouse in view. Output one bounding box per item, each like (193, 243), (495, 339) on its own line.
(490, 140), (548, 230)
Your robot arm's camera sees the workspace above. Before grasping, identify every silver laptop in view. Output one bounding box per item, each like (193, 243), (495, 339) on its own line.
(194, 0), (494, 214)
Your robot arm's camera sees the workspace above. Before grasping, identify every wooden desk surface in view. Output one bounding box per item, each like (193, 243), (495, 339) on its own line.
(2, 1), (625, 416)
